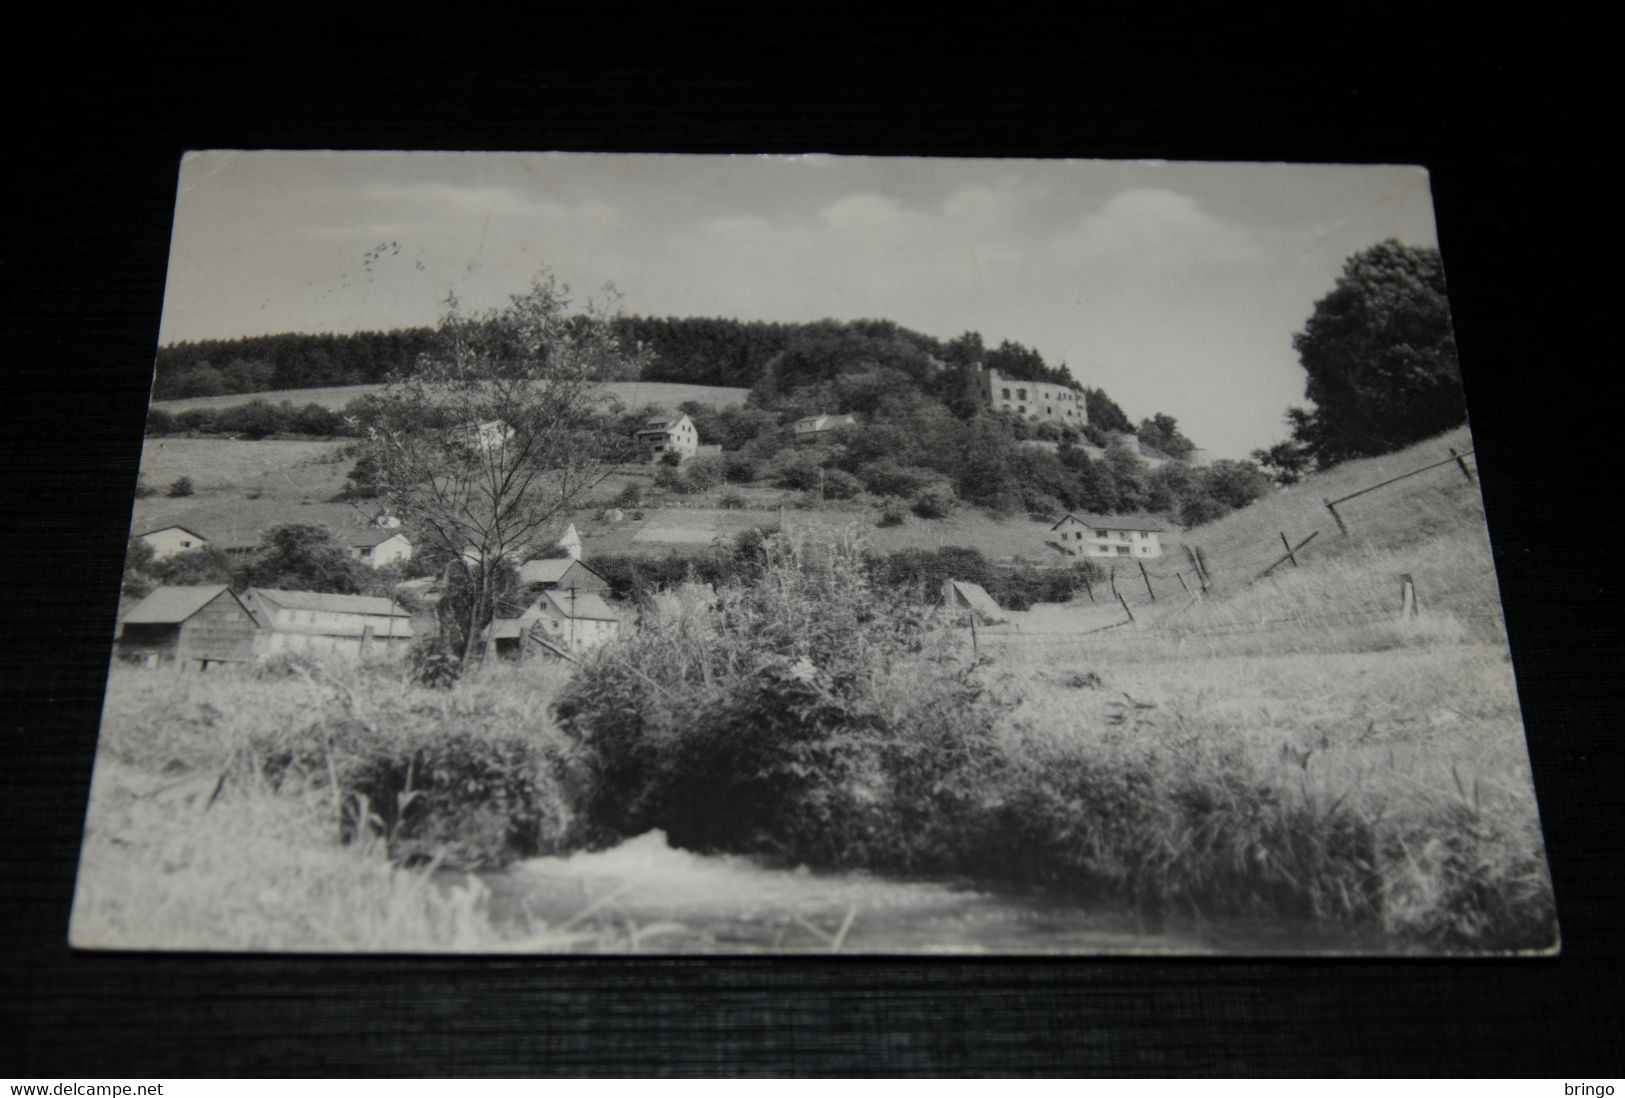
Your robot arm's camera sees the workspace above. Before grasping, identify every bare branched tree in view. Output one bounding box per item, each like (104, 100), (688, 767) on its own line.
(357, 274), (649, 667)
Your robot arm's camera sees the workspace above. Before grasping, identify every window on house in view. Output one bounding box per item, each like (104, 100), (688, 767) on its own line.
(1001, 388), (1010, 399)
(1017, 388), (1027, 400)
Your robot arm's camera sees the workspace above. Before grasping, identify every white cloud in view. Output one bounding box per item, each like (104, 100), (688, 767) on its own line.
(1055, 188), (1262, 267)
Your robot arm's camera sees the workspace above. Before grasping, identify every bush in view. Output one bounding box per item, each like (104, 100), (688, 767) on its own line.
(683, 454), (726, 492)
(723, 452), (759, 484)
(554, 537), (1003, 868)
(821, 468), (861, 500)
(166, 476), (195, 498)
(877, 506), (906, 528)
(612, 483), (643, 508)
(910, 484), (955, 519)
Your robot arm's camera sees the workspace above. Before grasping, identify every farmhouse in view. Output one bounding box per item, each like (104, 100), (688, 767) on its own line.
(489, 588), (623, 658)
(518, 555), (610, 596)
(116, 584), (260, 670)
(138, 525), (211, 561)
(972, 366), (1087, 426)
(792, 413), (857, 438)
(239, 587), (414, 659)
(1048, 513), (1166, 559)
(636, 413), (699, 461)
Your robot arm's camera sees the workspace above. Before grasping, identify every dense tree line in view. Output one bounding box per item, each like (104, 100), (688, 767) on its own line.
(153, 329), (440, 399)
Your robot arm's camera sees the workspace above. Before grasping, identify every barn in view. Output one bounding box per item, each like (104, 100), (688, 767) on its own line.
(239, 588), (414, 660)
(116, 585), (261, 670)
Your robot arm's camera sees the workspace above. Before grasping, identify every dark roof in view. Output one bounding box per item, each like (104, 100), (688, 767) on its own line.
(518, 557), (605, 586)
(136, 525), (210, 542)
(246, 588), (411, 617)
(122, 585), (238, 624)
(346, 528), (410, 548)
(1051, 512), (1168, 533)
(636, 413), (688, 433)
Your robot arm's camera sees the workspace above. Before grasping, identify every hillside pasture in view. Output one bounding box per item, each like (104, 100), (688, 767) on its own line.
(151, 380), (752, 414)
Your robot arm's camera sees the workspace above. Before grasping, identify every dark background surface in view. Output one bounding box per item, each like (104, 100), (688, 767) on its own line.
(3, 5), (1620, 1077)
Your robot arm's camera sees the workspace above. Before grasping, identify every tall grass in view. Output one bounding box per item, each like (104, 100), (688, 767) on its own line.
(72, 659), (583, 951)
(555, 531), (1556, 951)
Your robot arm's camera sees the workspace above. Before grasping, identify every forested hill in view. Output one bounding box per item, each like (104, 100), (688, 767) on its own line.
(152, 316), (1089, 404)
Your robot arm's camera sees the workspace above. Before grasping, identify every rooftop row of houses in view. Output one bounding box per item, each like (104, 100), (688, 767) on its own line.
(139, 514), (414, 569)
(117, 585), (416, 670)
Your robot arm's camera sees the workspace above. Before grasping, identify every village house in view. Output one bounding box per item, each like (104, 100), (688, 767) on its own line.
(972, 366), (1087, 426)
(493, 588), (623, 659)
(238, 587), (414, 659)
(517, 555), (610, 597)
(137, 525), (211, 561)
(792, 413), (858, 438)
(636, 413), (699, 461)
(1048, 513), (1167, 560)
(116, 585), (261, 670)
(346, 528), (413, 569)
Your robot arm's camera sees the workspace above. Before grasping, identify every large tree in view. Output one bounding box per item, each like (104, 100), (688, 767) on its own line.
(1286, 239), (1465, 465)
(359, 275), (650, 668)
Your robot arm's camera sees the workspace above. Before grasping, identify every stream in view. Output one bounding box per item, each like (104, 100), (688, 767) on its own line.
(467, 831), (1383, 955)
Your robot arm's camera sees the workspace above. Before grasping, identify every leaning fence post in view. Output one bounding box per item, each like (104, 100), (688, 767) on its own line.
(1324, 497), (1349, 536)
(1116, 590), (1135, 624)
(1449, 447), (1475, 484)
(1280, 532), (1298, 567)
(1138, 560), (1156, 601)
(1400, 574), (1419, 619)
(1108, 565), (1118, 599)
(1194, 546), (1211, 583)
(1185, 544), (1209, 593)
(1081, 573), (1095, 603)
(1176, 572), (1190, 596)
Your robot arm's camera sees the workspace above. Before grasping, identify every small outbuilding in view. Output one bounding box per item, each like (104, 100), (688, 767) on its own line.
(137, 525), (211, 562)
(116, 584), (260, 670)
(938, 579), (1007, 625)
(346, 528), (414, 569)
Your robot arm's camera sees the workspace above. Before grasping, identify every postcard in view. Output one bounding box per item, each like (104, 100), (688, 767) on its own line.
(69, 151), (1556, 954)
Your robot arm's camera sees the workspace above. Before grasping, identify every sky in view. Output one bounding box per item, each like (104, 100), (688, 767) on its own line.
(158, 151), (1441, 459)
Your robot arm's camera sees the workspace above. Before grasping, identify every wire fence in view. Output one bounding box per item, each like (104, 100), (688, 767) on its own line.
(948, 445), (1495, 655)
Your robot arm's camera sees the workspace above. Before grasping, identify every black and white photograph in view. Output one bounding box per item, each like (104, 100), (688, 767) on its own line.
(67, 149), (1559, 956)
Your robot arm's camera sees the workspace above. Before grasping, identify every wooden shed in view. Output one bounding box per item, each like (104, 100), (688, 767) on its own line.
(116, 585), (261, 670)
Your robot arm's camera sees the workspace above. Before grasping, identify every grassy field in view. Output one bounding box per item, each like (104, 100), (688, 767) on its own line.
(151, 380), (752, 414)
(130, 436), (359, 544)
(79, 424), (1554, 953)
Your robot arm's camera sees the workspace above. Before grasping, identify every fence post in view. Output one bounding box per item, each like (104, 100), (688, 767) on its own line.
(1109, 565), (1118, 599)
(1185, 544), (1209, 593)
(1138, 560), (1156, 601)
(1280, 532), (1298, 567)
(1195, 546), (1211, 583)
(1177, 572), (1190, 596)
(1116, 590), (1135, 624)
(1082, 573), (1095, 603)
(1324, 497), (1349, 536)
(1449, 447), (1475, 484)
(1400, 574), (1419, 619)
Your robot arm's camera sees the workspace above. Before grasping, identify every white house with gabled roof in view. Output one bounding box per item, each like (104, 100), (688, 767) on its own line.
(1048, 513), (1167, 559)
(138, 525), (211, 561)
(635, 413), (699, 461)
